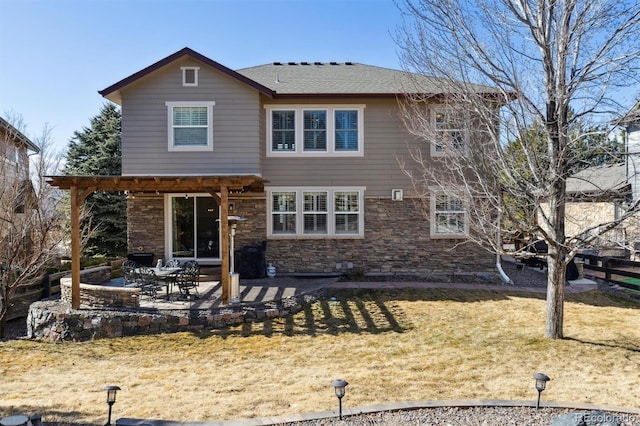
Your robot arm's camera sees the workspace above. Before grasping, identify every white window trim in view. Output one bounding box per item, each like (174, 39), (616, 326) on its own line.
(266, 105), (365, 157)
(165, 101), (215, 152)
(181, 67), (199, 86)
(430, 188), (468, 238)
(431, 106), (467, 157)
(266, 186), (366, 238)
(164, 193), (222, 262)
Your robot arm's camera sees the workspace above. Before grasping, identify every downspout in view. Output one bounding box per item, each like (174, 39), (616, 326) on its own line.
(496, 196), (514, 285)
(496, 252), (513, 285)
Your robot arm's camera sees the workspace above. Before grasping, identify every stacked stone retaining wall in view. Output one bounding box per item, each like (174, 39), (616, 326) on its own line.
(27, 288), (326, 342)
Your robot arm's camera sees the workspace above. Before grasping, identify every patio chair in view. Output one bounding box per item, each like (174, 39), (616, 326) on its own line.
(122, 260), (139, 287)
(137, 267), (163, 300)
(165, 258), (181, 268)
(182, 260), (200, 287)
(175, 268), (199, 300)
(160, 258), (182, 297)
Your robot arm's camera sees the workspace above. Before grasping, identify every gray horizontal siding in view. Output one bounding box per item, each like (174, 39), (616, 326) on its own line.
(261, 98), (427, 197)
(121, 57), (261, 176)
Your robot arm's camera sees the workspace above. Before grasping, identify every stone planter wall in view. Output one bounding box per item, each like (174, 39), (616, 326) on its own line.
(59, 266), (140, 309)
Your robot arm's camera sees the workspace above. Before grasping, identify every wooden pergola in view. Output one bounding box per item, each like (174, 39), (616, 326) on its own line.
(46, 175), (266, 309)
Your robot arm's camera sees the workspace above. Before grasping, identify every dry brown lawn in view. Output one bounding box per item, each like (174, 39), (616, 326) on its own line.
(1, 288), (639, 424)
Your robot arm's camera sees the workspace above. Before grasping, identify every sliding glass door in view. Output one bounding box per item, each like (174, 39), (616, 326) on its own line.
(170, 195), (220, 261)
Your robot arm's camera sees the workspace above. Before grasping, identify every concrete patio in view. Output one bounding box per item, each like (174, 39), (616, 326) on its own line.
(134, 268), (341, 310)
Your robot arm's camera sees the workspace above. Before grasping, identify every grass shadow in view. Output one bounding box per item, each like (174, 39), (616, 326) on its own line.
(192, 286), (639, 341)
(192, 292), (415, 340)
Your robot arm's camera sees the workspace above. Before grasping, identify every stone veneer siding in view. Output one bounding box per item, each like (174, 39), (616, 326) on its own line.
(127, 193), (165, 260)
(127, 193), (494, 275)
(249, 197), (494, 275)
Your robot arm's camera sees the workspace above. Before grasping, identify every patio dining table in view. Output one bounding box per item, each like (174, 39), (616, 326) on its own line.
(135, 266), (182, 299)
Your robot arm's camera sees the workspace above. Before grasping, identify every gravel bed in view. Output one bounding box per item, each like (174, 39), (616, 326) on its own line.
(499, 260), (548, 287)
(283, 406), (639, 425)
(342, 259), (550, 288)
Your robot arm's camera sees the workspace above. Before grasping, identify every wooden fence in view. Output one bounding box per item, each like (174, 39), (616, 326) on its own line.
(7, 271), (66, 321)
(575, 253), (640, 295)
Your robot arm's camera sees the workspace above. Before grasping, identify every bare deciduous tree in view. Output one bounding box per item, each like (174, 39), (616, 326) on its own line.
(396, 0), (640, 338)
(0, 118), (65, 338)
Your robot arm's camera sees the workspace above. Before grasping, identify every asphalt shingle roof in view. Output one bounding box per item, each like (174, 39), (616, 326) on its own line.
(237, 62), (461, 95)
(566, 163), (629, 196)
(99, 48), (505, 103)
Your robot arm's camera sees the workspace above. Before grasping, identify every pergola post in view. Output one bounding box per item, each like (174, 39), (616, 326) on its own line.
(70, 186), (81, 309)
(220, 185), (230, 304)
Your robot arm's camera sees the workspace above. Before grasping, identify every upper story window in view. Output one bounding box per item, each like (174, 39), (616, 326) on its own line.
(181, 67), (199, 86)
(165, 101), (215, 152)
(335, 110), (359, 151)
(432, 107), (466, 156)
(266, 105), (365, 157)
(303, 110), (327, 151)
(431, 190), (467, 238)
(268, 187), (365, 238)
(272, 110), (296, 152)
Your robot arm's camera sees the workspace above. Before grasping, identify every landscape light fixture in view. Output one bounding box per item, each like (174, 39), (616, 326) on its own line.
(331, 379), (348, 420)
(103, 385), (121, 426)
(533, 373), (550, 409)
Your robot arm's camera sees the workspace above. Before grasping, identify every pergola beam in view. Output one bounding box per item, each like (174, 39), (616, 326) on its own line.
(47, 175), (262, 193)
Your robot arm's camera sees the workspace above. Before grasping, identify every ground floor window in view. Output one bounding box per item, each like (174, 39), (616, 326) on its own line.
(169, 194), (220, 260)
(431, 190), (467, 237)
(267, 186), (365, 238)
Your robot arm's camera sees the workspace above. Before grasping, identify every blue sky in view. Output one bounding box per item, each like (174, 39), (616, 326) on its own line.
(0, 0), (404, 152)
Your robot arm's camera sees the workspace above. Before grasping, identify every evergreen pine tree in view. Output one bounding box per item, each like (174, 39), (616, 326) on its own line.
(64, 103), (126, 257)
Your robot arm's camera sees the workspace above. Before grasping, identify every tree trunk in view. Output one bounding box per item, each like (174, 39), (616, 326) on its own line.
(545, 248), (566, 339)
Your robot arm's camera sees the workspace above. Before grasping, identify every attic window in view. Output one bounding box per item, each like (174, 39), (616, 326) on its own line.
(181, 67), (199, 86)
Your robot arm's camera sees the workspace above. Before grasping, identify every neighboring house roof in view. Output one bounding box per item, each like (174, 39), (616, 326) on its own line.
(566, 163), (629, 199)
(614, 107), (640, 126)
(0, 116), (39, 153)
(99, 47), (505, 103)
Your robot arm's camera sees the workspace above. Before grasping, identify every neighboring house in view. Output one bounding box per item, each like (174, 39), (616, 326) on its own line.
(0, 116), (39, 221)
(564, 163), (630, 248)
(561, 109), (640, 254)
(87, 47), (496, 275)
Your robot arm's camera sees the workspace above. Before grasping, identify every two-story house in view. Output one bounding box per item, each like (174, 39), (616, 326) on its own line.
(53, 48), (497, 287)
(0, 116), (39, 223)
